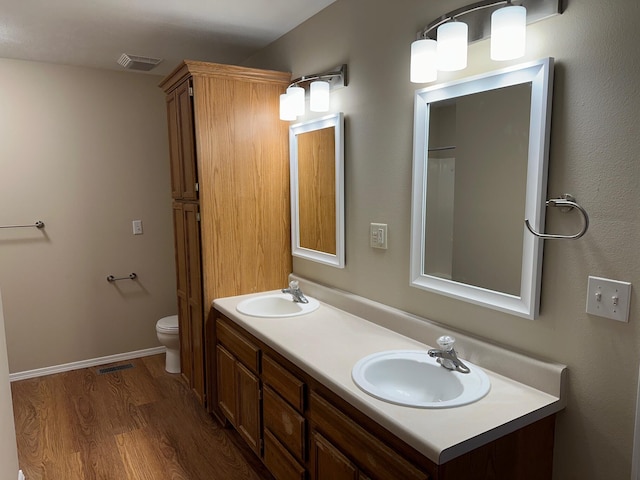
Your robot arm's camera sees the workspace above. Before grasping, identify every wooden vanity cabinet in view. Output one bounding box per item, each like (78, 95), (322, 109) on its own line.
(214, 314), (556, 480)
(160, 61), (292, 408)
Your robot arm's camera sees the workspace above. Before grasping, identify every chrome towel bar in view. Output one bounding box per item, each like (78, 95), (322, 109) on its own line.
(525, 194), (589, 240)
(107, 273), (137, 282)
(0, 221), (45, 229)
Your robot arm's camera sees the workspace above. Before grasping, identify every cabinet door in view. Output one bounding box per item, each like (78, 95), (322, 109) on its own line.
(166, 92), (183, 199)
(172, 203), (192, 384)
(310, 431), (358, 480)
(166, 80), (198, 200)
(175, 80), (198, 201)
(236, 361), (262, 455)
(184, 203), (204, 404)
(216, 345), (237, 424)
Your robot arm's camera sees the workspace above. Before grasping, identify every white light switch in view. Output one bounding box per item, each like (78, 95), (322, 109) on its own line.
(132, 220), (143, 235)
(370, 223), (388, 249)
(586, 276), (632, 322)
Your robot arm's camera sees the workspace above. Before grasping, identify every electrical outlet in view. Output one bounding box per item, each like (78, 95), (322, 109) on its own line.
(132, 220), (143, 235)
(370, 223), (388, 249)
(586, 276), (632, 322)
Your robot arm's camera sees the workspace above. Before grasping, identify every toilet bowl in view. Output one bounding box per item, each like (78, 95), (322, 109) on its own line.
(156, 315), (180, 373)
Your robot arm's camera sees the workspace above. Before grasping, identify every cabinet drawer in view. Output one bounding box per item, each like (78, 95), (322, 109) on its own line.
(308, 392), (430, 480)
(216, 318), (260, 373)
(264, 385), (306, 462)
(263, 354), (305, 412)
(264, 429), (306, 480)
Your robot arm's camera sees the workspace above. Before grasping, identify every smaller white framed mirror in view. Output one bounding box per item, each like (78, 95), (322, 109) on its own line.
(290, 112), (345, 267)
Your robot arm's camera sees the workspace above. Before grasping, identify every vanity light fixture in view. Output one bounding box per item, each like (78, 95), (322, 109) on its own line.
(279, 64), (348, 121)
(410, 0), (562, 83)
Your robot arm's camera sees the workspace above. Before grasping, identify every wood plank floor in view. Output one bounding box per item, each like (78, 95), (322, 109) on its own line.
(11, 354), (274, 480)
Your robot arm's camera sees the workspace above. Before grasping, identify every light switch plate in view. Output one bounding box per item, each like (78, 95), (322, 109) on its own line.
(132, 220), (143, 235)
(370, 223), (388, 249)
(586, 276), (632, 322)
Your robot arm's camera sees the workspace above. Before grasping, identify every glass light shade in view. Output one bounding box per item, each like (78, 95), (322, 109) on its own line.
(436, 22), (468, 72)
(491, 5), (527, 61)
(287, 86), (305, 117)
(410, 38), (438, 83)
(279, 92), (297, 121)
(310, 81), (330, 112)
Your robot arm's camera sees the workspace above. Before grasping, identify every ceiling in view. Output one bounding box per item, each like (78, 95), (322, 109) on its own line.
(0, 0), (335, 76)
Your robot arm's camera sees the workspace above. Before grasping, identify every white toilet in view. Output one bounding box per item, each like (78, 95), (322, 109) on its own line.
(156, 315), (180, 373)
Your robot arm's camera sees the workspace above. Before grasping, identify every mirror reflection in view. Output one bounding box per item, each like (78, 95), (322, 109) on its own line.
(425, 83), (531, 296)
(410, 58), (554, 319)
(297, 126), (336, 254)
(290, 113), (344, 267)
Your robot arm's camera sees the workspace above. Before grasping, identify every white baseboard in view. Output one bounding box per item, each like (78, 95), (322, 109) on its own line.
(9, 346), (166, 382)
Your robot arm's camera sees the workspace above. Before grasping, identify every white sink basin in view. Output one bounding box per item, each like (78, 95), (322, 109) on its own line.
(352, 350), (490, 408)
(236, 293), (320, 318)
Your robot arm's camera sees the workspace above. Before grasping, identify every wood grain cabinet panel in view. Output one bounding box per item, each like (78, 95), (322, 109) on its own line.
(310, 431), (358, 480)
(172, 202), (204, 404)
(263, 386), (306, 461)
(236, 362), (261, 455)
(264, 429), (306, 480)
(263, 354), (305, 412)
(217, 318), (260, 373)
(160, 60), (292, 411)
(309, 392), (430, 480)
(216, 345), (236, 424)
(216, 343), (261, 456)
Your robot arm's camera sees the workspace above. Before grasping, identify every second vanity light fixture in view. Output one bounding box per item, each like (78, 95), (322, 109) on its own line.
(280, 64), (348, 121)
(411, 0), (562, 83)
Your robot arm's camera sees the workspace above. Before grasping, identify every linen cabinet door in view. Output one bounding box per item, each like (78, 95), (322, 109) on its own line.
(166, 79), (197, 201)
(183, 202), (204, 404)
(172, 203), (192, 384)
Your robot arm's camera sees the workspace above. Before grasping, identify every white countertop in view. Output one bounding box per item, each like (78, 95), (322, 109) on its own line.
(214, 284), (566, 465)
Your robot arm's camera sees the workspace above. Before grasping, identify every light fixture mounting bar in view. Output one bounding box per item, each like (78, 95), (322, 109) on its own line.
(417, 0), (562, 42)
(289, 64), (348, 89)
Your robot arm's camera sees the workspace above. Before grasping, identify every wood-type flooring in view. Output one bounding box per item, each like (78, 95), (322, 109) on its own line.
(11, 354), (273, 480)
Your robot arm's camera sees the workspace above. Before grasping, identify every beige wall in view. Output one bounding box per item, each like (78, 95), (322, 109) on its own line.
(0, 291), (19, 478)
(0, 59), (177, 373)
(246, 0), (640, 478)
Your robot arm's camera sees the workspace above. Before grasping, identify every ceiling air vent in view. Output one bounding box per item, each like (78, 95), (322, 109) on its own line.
(117, 53), (163, 71)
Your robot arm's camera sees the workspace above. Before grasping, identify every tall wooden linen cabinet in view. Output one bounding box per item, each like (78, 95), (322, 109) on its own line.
(160, 61), (293, 407)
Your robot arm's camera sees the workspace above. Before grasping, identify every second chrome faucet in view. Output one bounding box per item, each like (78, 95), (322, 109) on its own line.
(428, 335), (471, 374)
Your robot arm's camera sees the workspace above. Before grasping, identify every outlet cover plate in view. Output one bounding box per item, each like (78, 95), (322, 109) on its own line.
(586, 276), (632, 322)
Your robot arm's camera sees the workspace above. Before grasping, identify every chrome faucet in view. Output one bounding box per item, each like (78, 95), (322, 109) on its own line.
(282, 280), (309, 304)
(428, 335), (470, 374)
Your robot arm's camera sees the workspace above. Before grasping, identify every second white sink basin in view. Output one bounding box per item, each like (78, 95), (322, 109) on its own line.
(352, 350), (490, 408)
(236, 293), (320, 318)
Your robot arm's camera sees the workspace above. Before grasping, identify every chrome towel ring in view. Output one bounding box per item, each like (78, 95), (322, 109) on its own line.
(525, 194), (589, 240)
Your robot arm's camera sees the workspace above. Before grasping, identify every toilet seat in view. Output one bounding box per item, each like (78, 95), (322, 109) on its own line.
(156, 314), (179, 334)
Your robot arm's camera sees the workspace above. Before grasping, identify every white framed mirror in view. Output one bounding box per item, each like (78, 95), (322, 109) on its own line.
(410, 58), (554, 319)
(290, 112), (345, 267)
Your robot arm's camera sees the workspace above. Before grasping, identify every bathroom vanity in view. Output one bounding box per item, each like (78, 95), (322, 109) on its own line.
(212, 277), (566, 479)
